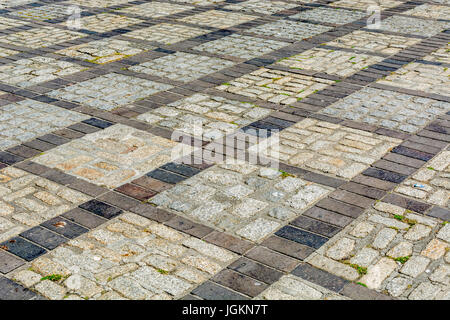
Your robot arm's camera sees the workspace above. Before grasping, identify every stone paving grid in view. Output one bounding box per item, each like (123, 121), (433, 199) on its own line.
(0, 0), (449, 301)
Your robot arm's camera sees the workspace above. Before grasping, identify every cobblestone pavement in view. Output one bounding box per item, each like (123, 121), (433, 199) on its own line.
(0, 0), (449, 301)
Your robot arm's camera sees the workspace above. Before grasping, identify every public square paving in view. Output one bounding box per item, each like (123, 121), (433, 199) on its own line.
(0, 0), (449, 301)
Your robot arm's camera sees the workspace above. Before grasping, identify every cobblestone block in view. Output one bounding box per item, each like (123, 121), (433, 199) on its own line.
(48, 73), (172, 111)
(33, 124), (182, 189)
(248, 20), (332, 41)
(216, 67), (334, 104)
(276, 48), (383, 77)
(125, 23), (208, 45)
(179, 10), (257, 28)
(321, 87), (450, 133)
(129, 52), (234, 83)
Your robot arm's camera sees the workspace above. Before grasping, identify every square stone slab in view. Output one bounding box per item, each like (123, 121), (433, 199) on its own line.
(250, 118), (402, 180)
(0, 166), (91, 242)
(77, 13), (144, 33)
(178, 10), (257, 28)
(423, 43), (450, 64)
(377, 62), (450, 96)
(129, 52), (234, 83)
(216, 67), (334, 105)
(320, 87), (450, 133)
(47, 73), (173, 111)
(0, 17), (28, 30)
(0, 99), (89, 150)
(32, 124), (186, 189)
(10, 4), (71, 21)
(0, 56), (87, 88)
(326, 30), (421, 55)
(136, 93), (272, 141)
(331, 0), (402, 10)
(0, 26), (84, 49)
(124, 23), (209, 45)
(276, 48), (384, 77)
(193, 34), (289, 60)
(149, 160), (334, 242)
(56, 38), (156, 64)
(18, 212), (236, 300)
(248, 20), (332, 41)
(404, 4), (450, 21)
(117, 2), (193, 18)
(224, 0), (298, 15)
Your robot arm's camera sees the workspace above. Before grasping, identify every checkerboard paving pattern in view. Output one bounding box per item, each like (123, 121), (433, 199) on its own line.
(216, 68), (334, 104)
(320, 87), (450, 133)
(129, 52), (235, 83)
(150, 160), (334, 241)
(136, 93), (272, 141)
(33, 124), (181, 189)
(276, 48), (384, 77)
(47, 73), (173, 111)
(0, 57), (87, 88)
(0, 0), (449, 302)
(0, 167), (91, 243)
(0, 99), (89, 151)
